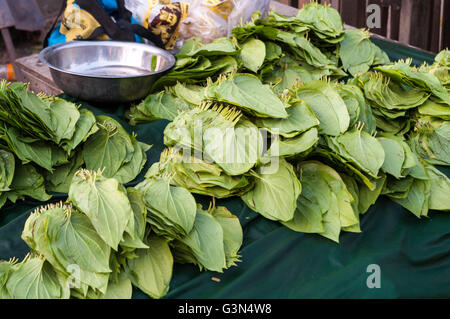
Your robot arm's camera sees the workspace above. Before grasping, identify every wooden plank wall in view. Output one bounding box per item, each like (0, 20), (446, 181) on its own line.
(276, 0), (449, 53)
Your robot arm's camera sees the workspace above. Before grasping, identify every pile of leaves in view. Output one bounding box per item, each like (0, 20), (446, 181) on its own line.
(129, 2), (389, 124)
(0, 169), (242, 298)
(130, 4), (450, 243)
(1, 2), (449, 299)
(0, 81), (150, 210)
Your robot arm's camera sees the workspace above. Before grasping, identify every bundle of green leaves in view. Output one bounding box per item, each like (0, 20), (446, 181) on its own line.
(130, 4), (449, 244)
(0, 82), (150, 210)
(129, 3), (389, 126)
(0, 169), (243, 298)
(2, 2), (450, 299)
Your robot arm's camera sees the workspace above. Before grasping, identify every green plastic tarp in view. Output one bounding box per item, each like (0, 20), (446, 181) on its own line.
(1, 39), (449, 299)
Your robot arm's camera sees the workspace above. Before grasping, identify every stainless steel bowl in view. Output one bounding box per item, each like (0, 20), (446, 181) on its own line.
(40, 41), (175, 103)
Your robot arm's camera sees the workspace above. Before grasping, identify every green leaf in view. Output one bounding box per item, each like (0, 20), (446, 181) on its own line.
(83, 116), (133, 178)
(259, 101), (319, 138)
(6, 254), (70, 299)
(129, 90), (192, 124)
(427, 166), (450, 212)
(177, 37), (237, 57)
(375, 60), (450, 106)
(101, 272), (133, 299)
(126, 235), (173, 299)
(203, 118), (263, 176)
(340, 29), (376, 76)
(240, 38), (266, 73)
(42, 205), (112, 294)
(114, 136), (151, 184)
(283, 161), (357, 243)
(207, 74), (288, 118)
(177, 210), (227, 272)
(358, 174), (386, 214)
(266, 127), (319, 158)
(138, 177), (197, 239)
(0, 149), (15, 191)
(296, 80), (350, 136)
(377, 136), (406, 178)
(241, 159), (301, 222)
(391, 178), (431, 218)
(61, 108), (98, 153)
(7, 161), (51, 203)
(45, 151), (84, 193)
(211, 206), (243, 268)
(69, 170), (134, 250)
(326, 127), (385, 177)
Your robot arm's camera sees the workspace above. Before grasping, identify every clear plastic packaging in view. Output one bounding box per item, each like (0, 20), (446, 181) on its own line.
(178, 0), (271, 44)
(227, 0), (271, 35)
(124, 0), (271, 48)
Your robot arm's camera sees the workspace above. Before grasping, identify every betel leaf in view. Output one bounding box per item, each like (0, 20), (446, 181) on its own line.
(122, 187), (147, 246)
(152, 148), (253, 199)
(44, 151), (84, 194)
(129, 90), (192, 124)
(137, 177), (196, 239)
(0, 259), (14, 299)
(241, 159), (301, 222)
(211, 206), (243, 268)
(377, 136), (405, 178)
(83, 116), (134, 178)
(177, 37), (237, 57)
(5, 254), (70, 299)
(259, 100), (319, 138)
(410, 119), (450, 166)
(203, 118), (263, 176)
(61, 108), (98, 153)
(283, 161), (357, 243)
(206, 73), (288, 118)
(296, 80), (350, 136)
(358, 173), (386, 215)
(266, 127), (319, 158)
(417, 99), (450, 120)
(240, 38), (266, 73)
(176, 209), (227, 272)
(68, 169), (133, 250)
(120, 187), (148, 251)
(7, 161), (51, 203)
(0, 149), (14, 191)
(427, 166), (450, 212)
(114, 135), (151, 184)
(2, 126), (53, 171)
(336, 82), (377, 133)
(339, 29), (376, 76)
(47, 98), (80, 144)
(375, 60), (450, 106)
(296, 2), (344, 38)
(126, 235), (173, 299)
(340, 174), (361, 233)
(40, 204), (112, 294)
(326, 127), (385, 177)
(391, 178), (431, 218)
(265, 41), (282, 62)
(173, 83), (205, 106)
(101, 272), (133, 299)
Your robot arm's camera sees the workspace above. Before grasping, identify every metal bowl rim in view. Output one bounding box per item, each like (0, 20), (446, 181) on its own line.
(39, 41), (176, 79)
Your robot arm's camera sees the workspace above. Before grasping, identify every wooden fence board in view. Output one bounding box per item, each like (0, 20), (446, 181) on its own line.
(275, 0), (448, 53)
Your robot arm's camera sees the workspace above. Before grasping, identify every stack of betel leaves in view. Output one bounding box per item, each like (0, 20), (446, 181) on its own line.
(0, 81), (150, 209)
(130, 2), (450, 242)
(0, 2), (449, 299)
(0, 169), (242, 298)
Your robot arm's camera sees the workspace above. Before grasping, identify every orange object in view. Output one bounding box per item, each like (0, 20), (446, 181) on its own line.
(7, 64), (15, 81)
